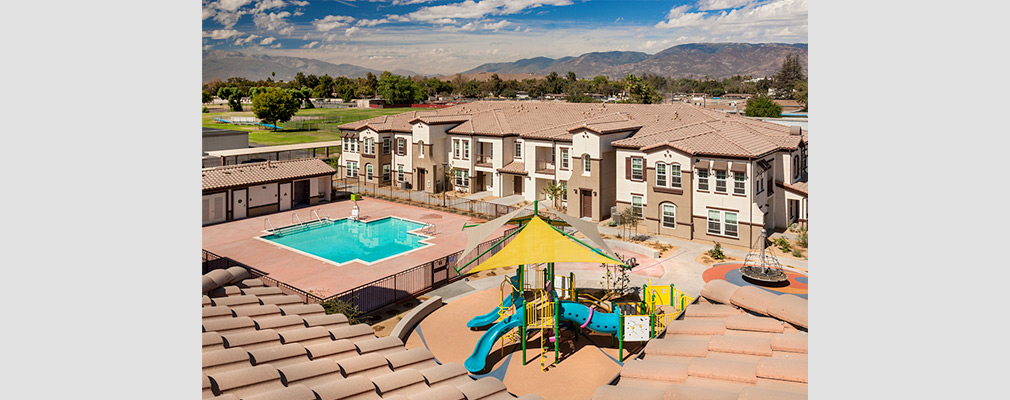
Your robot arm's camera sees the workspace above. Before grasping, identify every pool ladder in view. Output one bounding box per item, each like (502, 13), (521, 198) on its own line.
(264, 218), (277, 232)
(312, 209), (330, 223)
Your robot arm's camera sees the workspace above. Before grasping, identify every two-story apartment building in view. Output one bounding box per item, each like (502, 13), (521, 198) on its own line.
(338, 102), (808, 246)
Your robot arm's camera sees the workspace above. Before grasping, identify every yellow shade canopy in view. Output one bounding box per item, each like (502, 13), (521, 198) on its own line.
(467, 216), (620, 274)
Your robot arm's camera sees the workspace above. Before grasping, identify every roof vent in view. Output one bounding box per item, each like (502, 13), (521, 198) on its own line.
(789, 126), (802, 136)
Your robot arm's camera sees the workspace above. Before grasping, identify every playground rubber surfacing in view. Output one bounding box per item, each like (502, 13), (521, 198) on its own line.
(703, 262), (808, 299)
(405, 286), (639, 400)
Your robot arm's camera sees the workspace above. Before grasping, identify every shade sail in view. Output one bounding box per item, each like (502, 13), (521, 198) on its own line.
(459, 205), (530, 264)
(467, 216), (621, 274)
(540, 204), (619, 260)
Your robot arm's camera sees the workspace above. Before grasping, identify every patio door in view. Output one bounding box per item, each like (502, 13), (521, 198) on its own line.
(279, 182), (292, 211)
(232, 189), (247, 220)
(293, 180), (310, 207)
(513, 175), (523, 195)
(202, 193), (226, 225)
(581, 189), (592, 219)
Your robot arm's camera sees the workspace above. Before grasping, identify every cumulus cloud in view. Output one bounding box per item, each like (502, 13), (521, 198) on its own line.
(355, 18), (389, 27)
(291, 0), (309, 5)
(345, 26), (361, 36)
(302, 41), (320, 48)
(313, 15), (356, 31)
(696, 0), (752, 11)
(270, 42), (282, 48)
(655, 0), (807, 40)
(481, 19), (511, 31)
(203, 29), (243, 39)
(406, 0), (573, 24)
(254, 11), (293, 34)
(235, 34), (262, 45)
(260, 36), (277, 45)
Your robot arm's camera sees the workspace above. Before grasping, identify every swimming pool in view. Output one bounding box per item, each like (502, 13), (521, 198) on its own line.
(260, 217), (433, 265)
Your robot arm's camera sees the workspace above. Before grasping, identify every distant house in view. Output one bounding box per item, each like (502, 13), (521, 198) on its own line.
(773, 99), (805, 113)
(202, 127), (248, 154)
(515, 91), (530, 100)
(202, 159), (336, 225)
(544, 93), (566, 101)
(356, 98), (386, 108)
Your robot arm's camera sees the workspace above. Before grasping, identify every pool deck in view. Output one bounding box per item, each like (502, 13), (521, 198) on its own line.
(202, 198), (509, 297)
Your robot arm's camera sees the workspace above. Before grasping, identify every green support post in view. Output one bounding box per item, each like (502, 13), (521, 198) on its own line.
(618, 310), (624, 363)
(650, 313), (656, 339)
(669, 283), (675, 305)
(642, 283), (648, 313)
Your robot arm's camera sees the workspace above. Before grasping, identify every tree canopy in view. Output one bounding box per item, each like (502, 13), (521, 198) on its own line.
(744, 95), (782, 118)
(252, 87), (300, 130)
(623, 74), (663, 104)
(377, 73), (426, 104)
(216, 87), (244, 111)
(202, 90), (212, 104)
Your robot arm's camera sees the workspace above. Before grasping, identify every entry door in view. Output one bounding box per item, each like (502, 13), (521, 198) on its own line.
(279, 182), (292, 211)
(293, 180), (310, 207)
(202, 193), (226, 225)
(513, 176), (523, 195)
(475, 172), (484, 191)
(232, 189), (247, 220)
(581, 189), (593, 218)
(417, 169), (426, 191)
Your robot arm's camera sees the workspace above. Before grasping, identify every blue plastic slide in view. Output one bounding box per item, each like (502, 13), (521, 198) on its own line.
(467, 293), (514, 328)
(558, 300), (620, 334)
(259, 123), (281, 129)
(464, 309), (525, 373)
(215, 118), (231, 123)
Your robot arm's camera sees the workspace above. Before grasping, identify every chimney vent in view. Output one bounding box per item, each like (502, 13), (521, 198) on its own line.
(789, 126), (802, 136)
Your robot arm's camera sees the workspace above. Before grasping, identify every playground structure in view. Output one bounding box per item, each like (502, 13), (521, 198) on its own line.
(453, 200), (692, 373)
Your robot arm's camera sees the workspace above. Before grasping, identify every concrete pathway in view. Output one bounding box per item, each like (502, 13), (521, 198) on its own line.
(464, 191), (491, 200)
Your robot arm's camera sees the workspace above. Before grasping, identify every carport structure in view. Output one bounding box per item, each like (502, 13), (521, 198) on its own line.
(203, 140), (342, 168)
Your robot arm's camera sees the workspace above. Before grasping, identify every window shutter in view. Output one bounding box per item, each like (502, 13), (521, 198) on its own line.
(625, 157), (631, 180)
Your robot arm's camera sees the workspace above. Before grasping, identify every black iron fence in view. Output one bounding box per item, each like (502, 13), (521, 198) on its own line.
(334, 177), (521, 220)
(202, 225), (520, 314)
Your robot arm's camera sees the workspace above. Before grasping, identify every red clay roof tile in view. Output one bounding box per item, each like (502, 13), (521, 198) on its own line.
(686, 358), (758, 384)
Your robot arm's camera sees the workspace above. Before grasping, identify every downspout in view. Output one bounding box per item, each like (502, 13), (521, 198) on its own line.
(748, 156), (754, 249)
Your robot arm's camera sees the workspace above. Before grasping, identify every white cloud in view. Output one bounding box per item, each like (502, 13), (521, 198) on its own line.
(313, 15), (356, 31)
(270, 42), (282, 48)
(253, 0), (286, 13)
(302, 41), (320, 49)
(255, 11), (293, 33)
(391, 0), (436, 5)
(203, 29), (243, 39)
(260, 36), (277, 45)
(292, 0), (309, 5)
(356, 18), (389, 27)
(406, 0), (573, 24)
(655, 0), (807, 41)
(458, 22), (477, 31)
(345, 26), (361, 36)
(482, 20), (511, 31)
(217, 0), (253, 12)
(696, 0), (752, 11)
(235, 34), (261, 45)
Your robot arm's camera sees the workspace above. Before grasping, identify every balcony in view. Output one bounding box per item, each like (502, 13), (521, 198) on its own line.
(475, 153), (493, 168)
(535, 161), (556, 175)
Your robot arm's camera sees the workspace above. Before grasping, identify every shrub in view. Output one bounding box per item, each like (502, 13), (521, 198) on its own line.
(321, 297), (366, 324)
(797, 232), (808, 248)
(202, 106), (209, 113)
(707, 242), (725, 260)
(791, 247), (803, 257)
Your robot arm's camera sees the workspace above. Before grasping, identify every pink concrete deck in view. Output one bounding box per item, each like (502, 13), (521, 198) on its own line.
(202, 198), (507, 297)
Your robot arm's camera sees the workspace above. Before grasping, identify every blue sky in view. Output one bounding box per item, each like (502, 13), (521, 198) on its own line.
(203, 0), (807, 75)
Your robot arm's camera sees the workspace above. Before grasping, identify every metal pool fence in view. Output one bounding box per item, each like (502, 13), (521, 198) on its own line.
(334, 178), (522, 220)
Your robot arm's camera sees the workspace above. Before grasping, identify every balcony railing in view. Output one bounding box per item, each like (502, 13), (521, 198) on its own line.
(475, 153), (493, 168)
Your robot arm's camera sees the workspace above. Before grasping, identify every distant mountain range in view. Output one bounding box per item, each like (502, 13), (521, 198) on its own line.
(203, 43), (807, 83)
(461, 43), (808, 80)
(202, 50), (418, 82)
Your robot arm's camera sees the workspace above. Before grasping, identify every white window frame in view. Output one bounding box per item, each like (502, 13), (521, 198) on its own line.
(515, 142), (522, 159)
(561, 180), (567, 201)
(383, 138), (390, 154)
(733, 172), (745, 195)
(583, 154), (591, 174)
(656, 163), (667, 187)
(397, 139), (405, 156)
(463, 140), (469, 159)
(631, 195), (643, 218)
(346, 161), (358, 178)
(715, 170), (727, 193)
(561, 148), (569, 169)
(725, 212), (738, 237)
(707, 210), (721, 235)
(397, 165), (404, 182)
(366, 164), (373, 180)
(454, 169), (469, 187)
(756, 171), (764, 194)
(706, 209), (739, 238)
(453, 139), (460, 159)
(697, 169), (709, 191)
(631, 158), (643, 181)
(382, 164), (390, 181)
(662, 203), (676, 228)
(670, 164), (681, 188)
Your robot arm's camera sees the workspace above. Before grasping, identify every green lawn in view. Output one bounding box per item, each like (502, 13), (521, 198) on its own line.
(202, 107), (436, 146)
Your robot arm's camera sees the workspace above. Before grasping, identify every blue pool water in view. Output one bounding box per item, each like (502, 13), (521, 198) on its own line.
(262, 217), (431, 264)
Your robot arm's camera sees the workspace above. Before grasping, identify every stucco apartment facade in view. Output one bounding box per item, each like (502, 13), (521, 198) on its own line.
(339, 101), (807, 247)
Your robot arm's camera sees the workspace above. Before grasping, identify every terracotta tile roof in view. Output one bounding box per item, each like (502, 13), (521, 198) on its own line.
(781, 181), (808, 196)
(592, 280), (807, 399)
(337, 102), (803, 158)
(202, 159), (336, 192)
(202, 267), (543, 400)
(497, 160), (527, 175)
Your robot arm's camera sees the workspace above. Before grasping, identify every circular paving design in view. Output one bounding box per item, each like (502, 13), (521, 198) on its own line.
(702, 262), (807, 299)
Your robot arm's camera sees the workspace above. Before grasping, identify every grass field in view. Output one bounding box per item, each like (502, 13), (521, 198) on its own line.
(202, 107), (436, 146)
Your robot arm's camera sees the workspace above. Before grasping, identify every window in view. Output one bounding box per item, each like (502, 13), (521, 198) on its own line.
(368, 138), (376, 154)
(453, 140), (460, 158)
(767, 175), (774, 195)
(698, 169), (709, 191)
(342, 137), (348, 152)
(631, 195), (643, 218)
(397, 138), (405, 156)
(662, 204), (676, 228)
(707, 209), (739, 237)
(707, 210), (721, 234)
(418, 141), (425, 157)
(382, 164), (390, 181)
(631, 158), (643, 181)
(756, 171), (764, 194)
(725, 212), (738, 237)
(454, 169), (469, 187)
(561, 148), (569, 169)
(366, 164), (373, 180)
(583, 155), (591, 173)
(463, 141), (470, 159)
(397, 165), (404, 182)
(656, 163), (666, 187)
(793, 155), (799, 179)
(670, 164), (681, 188)
(346, 161), (358, 178)
(515, 142), (522, 158)
(734, 172), (745, 195)
(561, 181), (567, 201)
(715, 170), (727, 193)
(383, 138), (390, 154)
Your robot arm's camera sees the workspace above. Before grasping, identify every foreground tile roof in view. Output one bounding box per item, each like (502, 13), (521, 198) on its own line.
(592, 279), (808, 400)
(339, 101), (804, 158)
(202, 267), (542, 400)
(497, 160), (527, 175)
(202, 159), (336, 192)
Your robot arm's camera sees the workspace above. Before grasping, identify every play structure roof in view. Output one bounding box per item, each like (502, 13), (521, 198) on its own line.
(467, 216), (620, 274)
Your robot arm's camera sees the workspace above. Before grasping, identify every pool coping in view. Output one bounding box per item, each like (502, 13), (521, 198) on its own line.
(253, 215), (437, 267)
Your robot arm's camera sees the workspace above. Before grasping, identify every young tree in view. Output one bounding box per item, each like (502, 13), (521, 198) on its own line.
(217, 87), (244, 111)
(623, 74), (662, 104)
(252, 87), (300, 131)
(744, 95), (782, 118)
(793, 80), (808, 110)
(541, 180), (565, 210)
